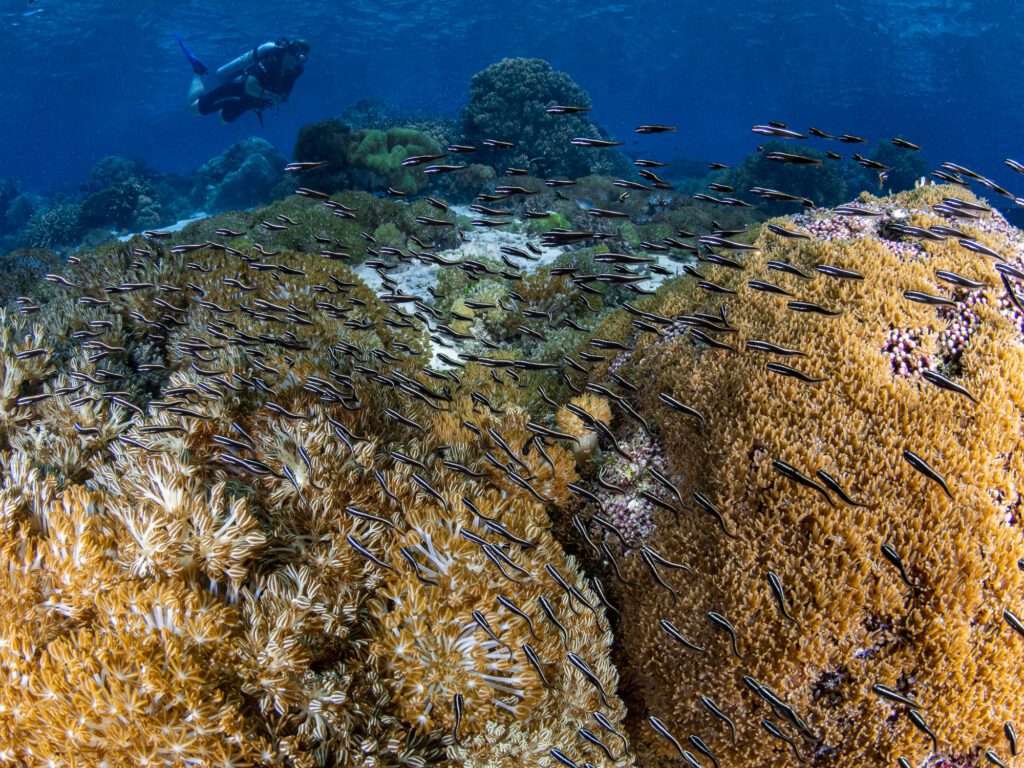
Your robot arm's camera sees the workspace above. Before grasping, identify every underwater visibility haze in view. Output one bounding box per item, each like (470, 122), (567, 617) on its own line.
(0, 1), (1022, 767)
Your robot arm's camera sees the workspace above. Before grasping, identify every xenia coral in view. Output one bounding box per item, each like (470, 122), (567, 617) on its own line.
(605, 185), (1024, 768)
(0, 202), (628, 765)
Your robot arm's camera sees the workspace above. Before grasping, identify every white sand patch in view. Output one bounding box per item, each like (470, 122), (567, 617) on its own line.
(117, 212), (211, 242)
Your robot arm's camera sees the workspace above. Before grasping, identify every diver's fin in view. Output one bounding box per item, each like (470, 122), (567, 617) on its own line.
(175, 33), (208, 76)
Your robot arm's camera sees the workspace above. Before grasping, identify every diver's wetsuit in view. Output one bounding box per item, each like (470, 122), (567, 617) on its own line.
(197, 44), (303, 123)
(196, 80), (255, 123)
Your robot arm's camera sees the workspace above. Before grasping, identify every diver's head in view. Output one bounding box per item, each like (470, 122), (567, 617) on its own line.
(281, 38), (310, 71)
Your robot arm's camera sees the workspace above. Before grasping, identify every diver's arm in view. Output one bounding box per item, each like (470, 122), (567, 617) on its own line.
(243, 75), (285, 105)
(243, 75), (264, 99)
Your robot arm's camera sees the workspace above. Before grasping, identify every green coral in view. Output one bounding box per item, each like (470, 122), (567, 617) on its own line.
(371, 221), (405, 248)
(524, 210), (571, 236)
(349, 127), (441, 195)
(462, 58), (627, 178)
(292, 120), (442, 195)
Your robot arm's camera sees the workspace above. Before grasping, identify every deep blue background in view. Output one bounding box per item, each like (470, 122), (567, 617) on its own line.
(1, 0), (1021, 192)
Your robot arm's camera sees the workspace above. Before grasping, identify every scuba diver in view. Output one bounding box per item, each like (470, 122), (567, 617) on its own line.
(176, 34), (310, 125)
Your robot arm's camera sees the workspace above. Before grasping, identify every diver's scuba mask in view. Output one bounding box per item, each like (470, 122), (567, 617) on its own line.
(278, 38), (310, 67)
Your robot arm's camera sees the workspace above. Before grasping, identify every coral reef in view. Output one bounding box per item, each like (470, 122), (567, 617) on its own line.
(724, 139), (848, 213)
(86, 155), (153, 193)
(292, 121), (443, 196)
(339, 99), (458, 147)
(433, 163), (498, 205)
(0, 247), (63, 309)
(178, 188), (458, 258)
(79, 177), (155, 230)
(844, 139), (931, 195)
(600, 185), (1024, 768)
(0, 189), (628, 765)
(292, 118), (355, 191)
(349, 128), (443, 195)
(0, 180), (31, 253)
(3, 55), (1021, 768)
(0, 177), (21, 231)
(462, 58), (627, 179)
(21, 202), (84, 249)
(588, 429), (668, 547)
(191, 137), (288, 213)
(4, 193), (35, 235)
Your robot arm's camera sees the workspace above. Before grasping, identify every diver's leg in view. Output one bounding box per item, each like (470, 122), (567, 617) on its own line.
(187, 74), (205, 115)
(195, 79), (241, 118)
(219, 99), (248, 123)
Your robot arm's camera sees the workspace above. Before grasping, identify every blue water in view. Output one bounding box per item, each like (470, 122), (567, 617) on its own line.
(2, 0), (1022, 193)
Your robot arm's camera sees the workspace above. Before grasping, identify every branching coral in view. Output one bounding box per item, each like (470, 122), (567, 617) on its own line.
(603, 185), (1024, 768)
(21, 202), (84, 249)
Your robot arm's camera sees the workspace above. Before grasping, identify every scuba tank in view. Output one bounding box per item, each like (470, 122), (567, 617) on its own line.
(214, 42), (277, 83)
(214, 49), (255, 83)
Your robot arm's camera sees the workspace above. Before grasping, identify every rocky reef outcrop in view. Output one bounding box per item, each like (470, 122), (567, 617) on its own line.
(190, 136), (288, 213)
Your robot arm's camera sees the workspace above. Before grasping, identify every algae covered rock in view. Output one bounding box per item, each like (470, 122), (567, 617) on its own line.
(86, 155), (152, 193)
(79, 177), (152, 229)
(0, 177), (21, 235)
(724, 139), (848, 213)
